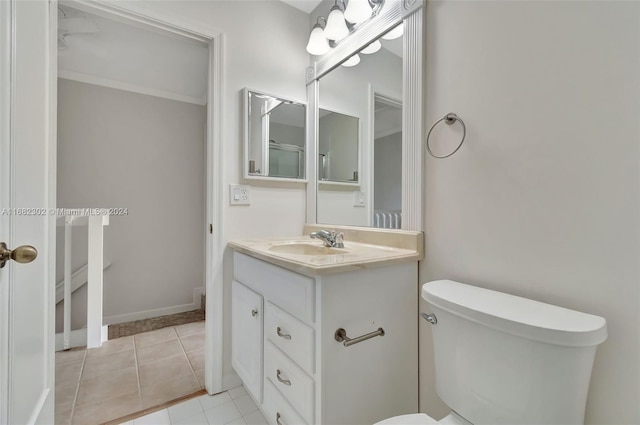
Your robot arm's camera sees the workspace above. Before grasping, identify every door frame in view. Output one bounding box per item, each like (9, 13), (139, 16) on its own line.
(57, 0), (225, 394)
(0, 1), (13, 422)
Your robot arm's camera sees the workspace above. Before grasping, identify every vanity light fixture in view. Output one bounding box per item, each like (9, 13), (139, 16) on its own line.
(344, 0), (374, 24)
(306, 17), (330, 55)
(341, 54), (361, 67)
(306, 0), (385, 56)
(381, 22), (403, 40)
(324, 3), (350, 41)
(360, 39), (381, 54)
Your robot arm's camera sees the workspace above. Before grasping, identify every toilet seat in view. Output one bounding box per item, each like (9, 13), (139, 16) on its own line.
(375, 411), (473, 425)
(374, 414), (439, 424)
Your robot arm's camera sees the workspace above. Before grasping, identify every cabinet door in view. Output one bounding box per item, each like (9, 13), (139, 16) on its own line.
(232, 280), (264, 401)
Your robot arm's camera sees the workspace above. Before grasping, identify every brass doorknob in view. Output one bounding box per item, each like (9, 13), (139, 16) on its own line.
(0, 242), (38, 268)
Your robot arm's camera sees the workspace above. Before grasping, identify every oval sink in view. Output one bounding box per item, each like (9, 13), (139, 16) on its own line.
(268, 243), (346, 256)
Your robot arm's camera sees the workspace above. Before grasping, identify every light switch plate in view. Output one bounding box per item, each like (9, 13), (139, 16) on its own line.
(230, 184), (251, 205)
(353, 191), (365, 207)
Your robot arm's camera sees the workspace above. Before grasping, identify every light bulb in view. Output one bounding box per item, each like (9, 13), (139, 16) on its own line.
(306, 24), (330, 55)
(382, 23), (404, 40)
(360, 39), (381, 54)
(344, 0), (372, 25)
(342, 54), (360, 67)
(324, 5), (349, 41)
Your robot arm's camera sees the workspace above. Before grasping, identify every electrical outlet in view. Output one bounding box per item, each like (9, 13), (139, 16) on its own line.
(353, 191), (365, 207)
(230, 184), (251, 205)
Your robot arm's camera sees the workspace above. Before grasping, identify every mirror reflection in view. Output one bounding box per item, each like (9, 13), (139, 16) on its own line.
(316, 24), (403, 228)
(373, 95), (402, 229)
(319, 109), (359, 183)
(245, 89), (306, 180)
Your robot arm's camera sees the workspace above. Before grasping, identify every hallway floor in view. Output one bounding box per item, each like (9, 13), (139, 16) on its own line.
(55, 321), (205, 425)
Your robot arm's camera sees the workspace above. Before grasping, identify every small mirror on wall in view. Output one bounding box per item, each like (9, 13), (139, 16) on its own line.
(318, 109), (359, 184)
(244, 88), (307, 181)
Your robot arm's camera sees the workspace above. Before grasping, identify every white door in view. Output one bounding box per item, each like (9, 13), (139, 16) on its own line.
(0, 1), (56, 424)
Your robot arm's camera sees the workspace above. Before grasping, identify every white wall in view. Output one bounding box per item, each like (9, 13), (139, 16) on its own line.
(421, 2), (640, 424)
(56, 79), (206, 329)
(109, 0), (312, 386)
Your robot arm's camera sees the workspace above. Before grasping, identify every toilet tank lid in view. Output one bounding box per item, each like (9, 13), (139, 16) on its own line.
(422, 280), (607, 347)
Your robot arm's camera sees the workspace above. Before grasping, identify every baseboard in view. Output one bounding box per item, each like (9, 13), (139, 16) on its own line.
(56, 287), (206, 349)
(104, 286), (205, 325)
(221, 372), (242, 391)
(55, 325), (109, 351)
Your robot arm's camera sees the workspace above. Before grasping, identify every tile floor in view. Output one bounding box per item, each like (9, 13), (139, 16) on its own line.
(120, 386), (268, 425)
(56, 321), (206, 425)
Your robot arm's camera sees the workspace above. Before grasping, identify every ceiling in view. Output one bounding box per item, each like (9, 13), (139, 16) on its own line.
(58, 2), (401, 104)
(58, 5), (209, 105)
(280, 0), (324, 14)
(374, 100), (402, 139)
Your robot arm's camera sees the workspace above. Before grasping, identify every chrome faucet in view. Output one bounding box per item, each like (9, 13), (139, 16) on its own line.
(310, 229), (344, 248)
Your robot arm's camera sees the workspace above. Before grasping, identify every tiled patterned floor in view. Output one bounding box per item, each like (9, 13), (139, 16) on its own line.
(55, 321), (206, 425)
(120, 386), (268, 425)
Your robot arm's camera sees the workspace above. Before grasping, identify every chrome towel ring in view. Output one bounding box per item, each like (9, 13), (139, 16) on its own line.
(426, 112), (466, 159)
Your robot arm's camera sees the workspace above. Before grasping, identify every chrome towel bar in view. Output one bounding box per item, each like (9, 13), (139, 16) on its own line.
(334, 327), (385, 347)
(426, 112), (466, 159)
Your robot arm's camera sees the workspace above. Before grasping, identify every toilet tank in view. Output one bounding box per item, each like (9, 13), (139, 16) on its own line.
(423, 280), (607, 425)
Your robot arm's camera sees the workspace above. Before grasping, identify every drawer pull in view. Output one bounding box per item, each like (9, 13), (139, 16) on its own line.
(251, 308), (258, 317)
(335, 327), (385, 347)
(276, 327), (292, 340)
(276, 369), (291, 386)
(276, 412), (286, 425)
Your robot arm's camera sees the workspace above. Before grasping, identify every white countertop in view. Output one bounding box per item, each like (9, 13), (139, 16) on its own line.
(228, 236), (422, 276)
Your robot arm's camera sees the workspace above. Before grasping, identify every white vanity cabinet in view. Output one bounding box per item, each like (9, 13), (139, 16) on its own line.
(231, 281), (263, 402)
(231, 251), (418, 425)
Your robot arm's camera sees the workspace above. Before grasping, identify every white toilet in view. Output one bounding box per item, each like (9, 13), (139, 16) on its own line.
(377, 280), (607, 425)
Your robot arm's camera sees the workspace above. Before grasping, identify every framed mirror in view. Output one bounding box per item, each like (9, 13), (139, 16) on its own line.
(306, 0), (424, 231)
(316, 23), (403, 227)
(244, 88), (307, 181)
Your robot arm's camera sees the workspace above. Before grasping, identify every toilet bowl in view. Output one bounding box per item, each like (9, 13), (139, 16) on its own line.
(375, 413), (436, 424)
(375, 280), (607, 425)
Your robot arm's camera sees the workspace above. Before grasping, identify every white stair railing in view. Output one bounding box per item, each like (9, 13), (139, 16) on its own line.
(56, 212), (109, 350)
(54, 259), (112, 304)
(374, 210), (402, 229)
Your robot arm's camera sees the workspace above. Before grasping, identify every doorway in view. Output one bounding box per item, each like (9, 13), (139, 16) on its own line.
(52, 3), (223, 423)
(373, 94), (403, 229)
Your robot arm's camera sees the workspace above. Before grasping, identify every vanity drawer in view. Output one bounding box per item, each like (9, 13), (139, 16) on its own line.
(265, 341), (314, 424)
(265, 302), (315, 374)
(264, 380), (308, 425)
(234, 252), (315, 323)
